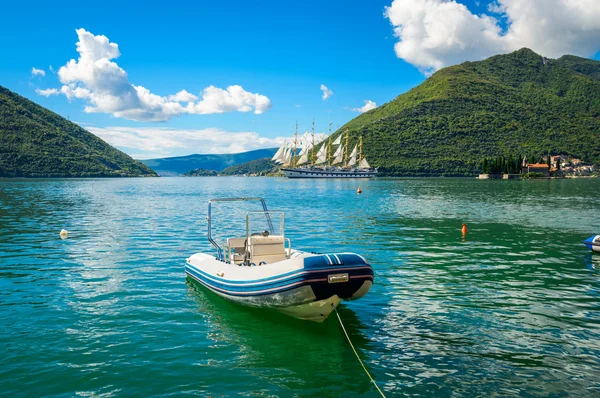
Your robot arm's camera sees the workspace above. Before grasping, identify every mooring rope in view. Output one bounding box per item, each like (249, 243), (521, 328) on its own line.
(335, 307), (386, 397)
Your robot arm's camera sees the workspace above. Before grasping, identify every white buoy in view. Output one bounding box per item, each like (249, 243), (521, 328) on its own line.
(60, 229), (69, 239)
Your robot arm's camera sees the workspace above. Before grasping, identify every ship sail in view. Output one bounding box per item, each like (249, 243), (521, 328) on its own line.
(333, 144), (343, 157)
(296, 152), (310, 165)
(272, 140), (287, 163)
(347, 145), (358, 167)
(359, 157), (371, 169)
(282, 147), (293, 166)
(332, 145), (344, 165)
(332, 135), (341, 146)
(314, 143), (327, 164)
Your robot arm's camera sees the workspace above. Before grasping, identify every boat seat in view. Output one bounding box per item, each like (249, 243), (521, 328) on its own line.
(227, 237), (247, 264)
(248, 235), (287, 265)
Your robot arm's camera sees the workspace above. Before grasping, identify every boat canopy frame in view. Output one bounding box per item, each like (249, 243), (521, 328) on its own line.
(207, 197), (276, 261)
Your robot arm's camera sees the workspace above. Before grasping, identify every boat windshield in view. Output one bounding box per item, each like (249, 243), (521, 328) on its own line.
(246, 211), (284, 238)
(207, 197), (285, 260)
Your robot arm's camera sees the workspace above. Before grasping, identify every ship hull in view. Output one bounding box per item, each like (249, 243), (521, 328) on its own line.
(281, 168), (377, 179)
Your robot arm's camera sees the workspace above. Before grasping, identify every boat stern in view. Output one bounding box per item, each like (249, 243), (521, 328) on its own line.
(303, 253), (374, 302)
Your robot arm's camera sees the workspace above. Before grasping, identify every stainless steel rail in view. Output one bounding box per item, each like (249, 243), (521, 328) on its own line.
(207, 197), (275, 261)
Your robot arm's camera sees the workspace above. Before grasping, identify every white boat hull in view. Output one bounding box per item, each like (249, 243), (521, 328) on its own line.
(185, 251), (374, 322)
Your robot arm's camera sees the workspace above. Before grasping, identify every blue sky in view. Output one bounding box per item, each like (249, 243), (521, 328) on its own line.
(2, 0), (599, 159)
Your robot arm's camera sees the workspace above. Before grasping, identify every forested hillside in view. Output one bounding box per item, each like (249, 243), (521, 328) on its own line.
(0, 86), (156, 177)
(329, 49), (600, 176)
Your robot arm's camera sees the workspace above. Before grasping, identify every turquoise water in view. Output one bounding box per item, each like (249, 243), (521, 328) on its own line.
(1, 177), (599, 397)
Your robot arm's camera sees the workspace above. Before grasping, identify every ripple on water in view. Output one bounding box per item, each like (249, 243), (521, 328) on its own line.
(0, 177), (600, 396)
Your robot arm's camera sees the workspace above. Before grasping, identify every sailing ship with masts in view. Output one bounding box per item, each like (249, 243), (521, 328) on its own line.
(272, 122), (377, 178)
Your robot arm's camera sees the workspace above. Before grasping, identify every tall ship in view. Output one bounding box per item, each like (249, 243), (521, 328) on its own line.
(273, 122), (377, 179)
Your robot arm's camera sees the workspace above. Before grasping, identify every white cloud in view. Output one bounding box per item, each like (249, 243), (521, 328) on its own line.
(168, 89), (198, 102)
(320, 84), (333, 100)
(86, 126), (286, 159)
(186, 85), (272, 115)
(385, 0), (600, 75)
(40, 29), (271, 122)
(31, 67), (45, 77)
(353, 100), (377, 113)
(35, 88), (60, 96)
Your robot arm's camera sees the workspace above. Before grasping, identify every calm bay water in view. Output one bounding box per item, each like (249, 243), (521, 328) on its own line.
(1, 177), (599, 397)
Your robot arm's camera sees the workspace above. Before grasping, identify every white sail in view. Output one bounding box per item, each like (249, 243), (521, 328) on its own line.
(332, 145), (344, 165)
(282, 147), (294, 166)
(299, 141), (312, 156)
(332, 135), (341, 146)
(279, 147), (292, 164)
(359, 157), (371, 169)
(272, 140), (287, 162)
(333, 144), (343, 157)
(314, 144), (327, 164)
(347, 145), (358, 167)
(276, 147), (287, 165)
(316, 133), (326, 144)
(297, 152), (309, 165)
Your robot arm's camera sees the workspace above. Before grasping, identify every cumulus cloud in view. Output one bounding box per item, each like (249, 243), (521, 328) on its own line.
(31, 67), (45, 77)
(385, 0), (600, 75)
(167, 89), (198, 102)
(353, 100), (377, 113)
(35, 88), (60, 96)
(86, 126), (286, 159)
(40, 29), (271, 121)
(320, 84), (333, 100)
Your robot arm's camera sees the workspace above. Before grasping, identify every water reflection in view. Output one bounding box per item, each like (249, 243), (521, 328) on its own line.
(186, 279), (376, 397)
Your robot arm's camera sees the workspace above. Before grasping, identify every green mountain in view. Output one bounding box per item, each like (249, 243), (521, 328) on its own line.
(0, 86), (156, 177)
(141, 148), (278, 175)
(221, 158), (277, 176)
(331, 48), (600, 176)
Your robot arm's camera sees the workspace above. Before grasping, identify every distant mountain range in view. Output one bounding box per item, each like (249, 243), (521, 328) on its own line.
(328, 48), (600, 176)
(140, 148), (278, 176)
(0, 86), (156, 177)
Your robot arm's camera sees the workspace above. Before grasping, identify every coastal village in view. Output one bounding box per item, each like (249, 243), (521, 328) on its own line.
(479, 155), (596, 179)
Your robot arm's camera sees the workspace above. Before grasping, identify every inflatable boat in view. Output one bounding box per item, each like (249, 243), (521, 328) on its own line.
(185, 197), (374, 321)
(584, 235), (600, 253)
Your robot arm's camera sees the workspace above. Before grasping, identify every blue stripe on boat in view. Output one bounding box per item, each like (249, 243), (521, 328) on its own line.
(186, 253), (371, 286)
(303, 253), (367, 269)
(186, 267), (373, 297)
(185, 264), (373, 293)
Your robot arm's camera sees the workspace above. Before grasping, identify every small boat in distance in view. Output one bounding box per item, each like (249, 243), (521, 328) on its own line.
(185, 197), (374, 321)
(274, 122), (378, 179)
(584, 235), (600, 252)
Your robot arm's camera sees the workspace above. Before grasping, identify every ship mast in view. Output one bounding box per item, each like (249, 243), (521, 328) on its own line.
(310, 120), (315, 165)
(292, 121), (298, 167)
(328, 121), (333, 166)
(344, 128), (349, 168)
(359, 136), (363, 163)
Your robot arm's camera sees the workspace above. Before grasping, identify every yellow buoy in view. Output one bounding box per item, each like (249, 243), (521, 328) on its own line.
(59, 229), (69, 239)
(357, 187), (362, 194)
(461, 224), (467, 235)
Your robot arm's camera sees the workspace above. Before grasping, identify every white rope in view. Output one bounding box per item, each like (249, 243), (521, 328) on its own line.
(335, 307), (386, 397)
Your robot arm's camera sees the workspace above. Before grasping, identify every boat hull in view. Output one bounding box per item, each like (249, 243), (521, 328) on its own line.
(281, 167), (377, 179)
(185, 251), (374, 322)
(584, 235), (600, 252)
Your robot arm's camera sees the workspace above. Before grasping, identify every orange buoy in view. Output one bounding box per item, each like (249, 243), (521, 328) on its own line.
(461, 224), (467, 234)
(357, 187), (362, 194)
